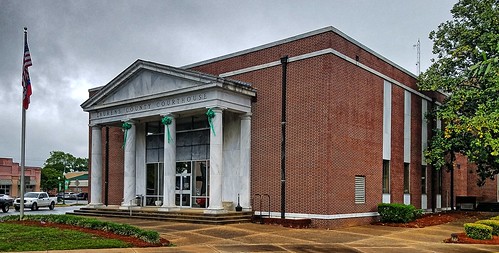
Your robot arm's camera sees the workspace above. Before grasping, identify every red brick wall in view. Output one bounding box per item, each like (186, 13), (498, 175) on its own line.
(390, 85), (405, 204)
(410, 94), (423, 208)
(189, 30), (421, 216)
(467, 163), (497, 202)
(89, 126), (125, 205)
(326, 55), (383, 214)
(106, 127), (125, 205)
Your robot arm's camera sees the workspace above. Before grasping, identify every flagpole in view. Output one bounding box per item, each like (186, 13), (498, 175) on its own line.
(20, 105), (26, 219)
(19, 27), (29, 220)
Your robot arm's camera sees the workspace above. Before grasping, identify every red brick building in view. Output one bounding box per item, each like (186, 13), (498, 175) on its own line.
(82, 27), (497, 227)
(0, 158), (41, 197)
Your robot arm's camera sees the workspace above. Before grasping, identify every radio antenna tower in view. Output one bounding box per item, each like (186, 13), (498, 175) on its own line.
(413, 39), (421, 75)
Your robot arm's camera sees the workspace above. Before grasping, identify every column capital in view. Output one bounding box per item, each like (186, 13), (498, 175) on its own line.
(240, 112), (252, 119)
(160, 113), (177, 118)
(121, 119), (137, 124)
(206, 107), (225, 113)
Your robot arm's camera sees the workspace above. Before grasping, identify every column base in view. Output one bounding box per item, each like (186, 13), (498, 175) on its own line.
(158, 206), (180, 212)
(204, 208), (228, 214)
(87, 203), (104, 208)
(119, 201), (138, 210)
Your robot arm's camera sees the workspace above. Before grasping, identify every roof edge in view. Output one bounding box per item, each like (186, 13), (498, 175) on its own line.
(182, 26), (417, 79)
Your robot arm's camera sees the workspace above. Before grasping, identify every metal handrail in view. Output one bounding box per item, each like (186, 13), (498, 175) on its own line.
(252, 193), (271, 224)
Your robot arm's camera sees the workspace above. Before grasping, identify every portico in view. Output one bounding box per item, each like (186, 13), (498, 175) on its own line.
(81, 60), (256, 213)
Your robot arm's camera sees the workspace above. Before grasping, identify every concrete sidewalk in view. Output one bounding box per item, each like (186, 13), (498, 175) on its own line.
(20, 216), (499, 253)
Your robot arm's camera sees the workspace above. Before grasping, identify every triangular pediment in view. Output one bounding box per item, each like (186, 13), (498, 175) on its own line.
(100, 68), (206, 105)
(82, 60), (254, 110)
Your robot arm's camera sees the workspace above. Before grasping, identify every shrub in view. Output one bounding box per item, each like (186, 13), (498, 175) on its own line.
(464, 223), (493, 240)
(490, 216), (499, 221)
(137, 230), (161, 243)
(377, 203), (419, 223)
(476, 220), (499, 235)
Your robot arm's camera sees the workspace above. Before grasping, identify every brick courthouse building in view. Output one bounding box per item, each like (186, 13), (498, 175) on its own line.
(82, 27), (497, 227)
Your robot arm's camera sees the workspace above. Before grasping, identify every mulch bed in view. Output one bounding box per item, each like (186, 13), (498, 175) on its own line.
(373, 211), (488, 228)
(374, 211), (499, 245)
(7, 221), (170, 248)
(444, 233), (499, 244)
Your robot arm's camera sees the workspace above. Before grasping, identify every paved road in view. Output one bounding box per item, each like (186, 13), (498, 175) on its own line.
(0, 204), (84, 217)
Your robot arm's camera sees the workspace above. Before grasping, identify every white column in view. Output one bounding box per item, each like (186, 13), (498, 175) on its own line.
(89, 125), (103, 207)
(160, 114), (178, 211)
(240, 113), (251, 210)
(121, 120), (137, 208)
(205, 108), (226, 213)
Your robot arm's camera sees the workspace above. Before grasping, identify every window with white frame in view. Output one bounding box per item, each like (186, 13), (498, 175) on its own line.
(382, 160), (390, 194)
(404, 163), (410, 193)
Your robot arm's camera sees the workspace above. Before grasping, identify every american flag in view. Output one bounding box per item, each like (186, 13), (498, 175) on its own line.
(22, 29), (32, 110)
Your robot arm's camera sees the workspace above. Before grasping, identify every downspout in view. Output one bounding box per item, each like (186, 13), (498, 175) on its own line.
(280, 55), (288, 219)
(450, 152), (455, 211)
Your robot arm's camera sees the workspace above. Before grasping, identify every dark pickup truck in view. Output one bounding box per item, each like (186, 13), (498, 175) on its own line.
(0, 194), (14, 213)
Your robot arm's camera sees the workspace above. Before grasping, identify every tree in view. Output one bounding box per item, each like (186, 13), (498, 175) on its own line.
(40, 167), (60, 192)
(40, 151), (89, 192)
(419, 0), (499, 185)
(43, 151), (89, 173)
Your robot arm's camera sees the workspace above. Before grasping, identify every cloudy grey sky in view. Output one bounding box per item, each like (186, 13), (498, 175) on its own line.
(1, 0), (456, 167)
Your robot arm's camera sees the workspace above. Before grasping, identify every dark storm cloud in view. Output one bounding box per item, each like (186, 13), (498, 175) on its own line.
(0, 0), (457, 166)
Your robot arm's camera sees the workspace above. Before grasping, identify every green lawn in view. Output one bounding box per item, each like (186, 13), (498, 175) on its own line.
(0, 222), (130, 252)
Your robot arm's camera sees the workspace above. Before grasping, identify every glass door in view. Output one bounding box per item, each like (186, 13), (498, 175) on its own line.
(175, 162), (191, 207)
(145, 163), (164, 206)
(192, 161), (209, 208)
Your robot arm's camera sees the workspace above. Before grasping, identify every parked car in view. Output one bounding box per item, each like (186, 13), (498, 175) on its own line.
(14, 192), (57, 211)
(76, 192), (88, 200)
(64, 192), (77, 200)
(0, 194), (14, 213)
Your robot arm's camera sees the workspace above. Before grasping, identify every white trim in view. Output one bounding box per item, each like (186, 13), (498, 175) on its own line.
(404, 193), (411, 205)
(421, 194), (428, 210)
(256, 211), (379, 220)
(219, 48), (434, 101)
(383, 81), (392, 160)
(382, 193), (391, 204)
(404, 91), (411, 163)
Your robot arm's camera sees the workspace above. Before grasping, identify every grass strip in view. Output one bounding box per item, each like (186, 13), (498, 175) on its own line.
(0, 222), (130, 252)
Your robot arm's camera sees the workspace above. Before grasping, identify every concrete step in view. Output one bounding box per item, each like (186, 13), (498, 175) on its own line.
(68, 208), (253, 225)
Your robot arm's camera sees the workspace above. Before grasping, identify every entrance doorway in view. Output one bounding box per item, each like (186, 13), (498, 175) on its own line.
(145, 163), (164, 206)
(176, 161), (209, 208)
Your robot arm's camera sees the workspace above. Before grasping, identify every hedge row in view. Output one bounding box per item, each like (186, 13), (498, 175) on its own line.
(0, 214), (160, 244)
(465, 216), (499, 240)
(377, 203), (423, 223)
